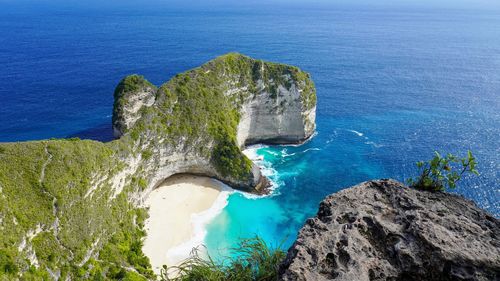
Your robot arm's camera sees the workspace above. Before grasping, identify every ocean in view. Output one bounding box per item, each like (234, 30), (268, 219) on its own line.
(1, 2), (499, 260)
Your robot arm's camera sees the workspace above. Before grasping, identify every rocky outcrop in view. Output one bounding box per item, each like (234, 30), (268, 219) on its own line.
(0, 54), (316, 278)
(111, 53), (316, 196)
(112, 75), (157, 138)
(279, 180), (500, 281)
(235, 64), (316, 147)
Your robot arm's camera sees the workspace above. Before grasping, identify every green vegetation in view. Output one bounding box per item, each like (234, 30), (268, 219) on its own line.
(407, 151), (479, 191)
(161, 237), (285, 281)
(212, 137), (253, 180)
(126, 53), (315, 181)
(113, 75), (156, 101)
(0, 140), (152, 279)
(0, 53), (315, 279)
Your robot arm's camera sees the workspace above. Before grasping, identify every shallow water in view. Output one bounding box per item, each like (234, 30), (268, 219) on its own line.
(1, 1), (498, 260)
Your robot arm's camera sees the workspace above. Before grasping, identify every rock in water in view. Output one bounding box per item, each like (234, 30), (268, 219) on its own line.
(279, 179), (500, 281)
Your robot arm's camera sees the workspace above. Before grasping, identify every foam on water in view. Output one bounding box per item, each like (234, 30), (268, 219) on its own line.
(276, 131), (319, 148)
(166, 183), (234, 264)
(347, 129), (364, 137)
(365, 141), (384, 148)
(240, 145), (283, 198)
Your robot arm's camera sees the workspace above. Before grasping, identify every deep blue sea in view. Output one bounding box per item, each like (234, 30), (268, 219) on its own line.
(1, 2), (499, 260)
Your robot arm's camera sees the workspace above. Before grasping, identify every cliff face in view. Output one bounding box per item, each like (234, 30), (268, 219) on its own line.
(0, 53), (316, 279)
(235, 63), (316, 147)
(112, 53), (316, 194)
(279, 180), (500, 281)
(112, 75), (157, 138)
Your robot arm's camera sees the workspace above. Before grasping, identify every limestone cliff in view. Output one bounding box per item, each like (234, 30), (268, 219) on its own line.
(0, 53), (316, 279)
(279, 180), (500, 281)
(111, 53), (316, 194)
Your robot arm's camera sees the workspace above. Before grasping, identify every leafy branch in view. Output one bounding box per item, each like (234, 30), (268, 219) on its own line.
(407, 150), (479, 192)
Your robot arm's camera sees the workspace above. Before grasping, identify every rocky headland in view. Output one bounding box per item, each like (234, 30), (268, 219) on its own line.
(111, 53), (316, 194)
(2, 53), (497, 281)
(279, 179), (500, 281)
(0, 53), (316, 279)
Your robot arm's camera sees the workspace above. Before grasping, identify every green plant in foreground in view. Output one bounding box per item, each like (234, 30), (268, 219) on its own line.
(407, 150), (479, 191)
(161, 237), (286, 281)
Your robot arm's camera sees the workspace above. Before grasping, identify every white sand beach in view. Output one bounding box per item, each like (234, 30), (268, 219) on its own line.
(142, 174), (230, 275)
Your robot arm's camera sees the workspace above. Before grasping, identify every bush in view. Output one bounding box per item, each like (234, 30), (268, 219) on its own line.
(161, 237), (285, 281)
(0, 249), (18, 275)
(407, 150), (479, 191)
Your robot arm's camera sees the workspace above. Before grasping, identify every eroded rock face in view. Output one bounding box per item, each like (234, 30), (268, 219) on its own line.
(112, 76), (157, 138)
(0, 54), (316, 278)
(279, 180), (500, 281)
(236, 76), (316, 147)
(111, 53), (316, 196)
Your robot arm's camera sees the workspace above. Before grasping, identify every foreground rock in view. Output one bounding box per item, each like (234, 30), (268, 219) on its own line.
(280, 179), (500, 281)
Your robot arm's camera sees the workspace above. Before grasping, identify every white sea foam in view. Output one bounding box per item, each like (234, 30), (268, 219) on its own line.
(279, 131), (318, 147)
(241, 145), (282, 199)
(166, 183), (234, 265)
(326, 130), (338, 144)
(241, 140), (318, 199)
(281, 148), (296, 157)
(365, 141), (384, 148)
(302, 148), (321, 153)
(347, 129), (364, 137)
(236, 164), (282, 200)
(243, 144), (268, 160)
(282, 147), (321, 158)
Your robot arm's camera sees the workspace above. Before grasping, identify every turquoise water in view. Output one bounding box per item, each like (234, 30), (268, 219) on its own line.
(205, 110), (499, 257)
(1, 1), (499, 259)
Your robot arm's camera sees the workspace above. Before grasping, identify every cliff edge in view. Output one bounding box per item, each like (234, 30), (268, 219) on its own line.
(279, 180), (500, 281)
(0, 53), (316, 279)
(112, 53), (316, 193)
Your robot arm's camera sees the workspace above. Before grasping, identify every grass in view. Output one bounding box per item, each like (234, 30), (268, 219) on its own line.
(162, 237), (286, 281)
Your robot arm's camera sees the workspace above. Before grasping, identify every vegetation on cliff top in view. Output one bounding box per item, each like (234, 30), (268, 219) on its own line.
(0, 53), (316, 279)
(126, 53), (314, 182)
(407, 151), (479, 192)
(112, 74), (157, 136)
(0, 140), (152, 279)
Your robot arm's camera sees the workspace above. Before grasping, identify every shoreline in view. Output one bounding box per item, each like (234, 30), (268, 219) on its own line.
(142, 144), (293, 275)
(142, 174), (232, 275)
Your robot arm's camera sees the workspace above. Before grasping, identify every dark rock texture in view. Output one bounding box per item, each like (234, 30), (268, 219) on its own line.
(279, 179), (500, 281)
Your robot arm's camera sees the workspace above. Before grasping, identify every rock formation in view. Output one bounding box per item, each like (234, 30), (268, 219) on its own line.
(0, 53), (316, 279)
(279, 180), (500, 281)
(111, 52), (316, 194)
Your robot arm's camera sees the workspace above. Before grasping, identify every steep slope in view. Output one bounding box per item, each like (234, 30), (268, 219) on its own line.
(279, 180), (500, 281)
(0, 53), (316, 279)
(112, 53), (316, 194)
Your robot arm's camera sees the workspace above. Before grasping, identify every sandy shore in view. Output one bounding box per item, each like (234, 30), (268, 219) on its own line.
(142, 174), (229, 274)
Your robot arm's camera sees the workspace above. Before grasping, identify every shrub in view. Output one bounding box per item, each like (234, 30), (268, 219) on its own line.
(161, 237), (285, 281)
(0, 249), (18, 275)
(407, 150), (479, 191)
